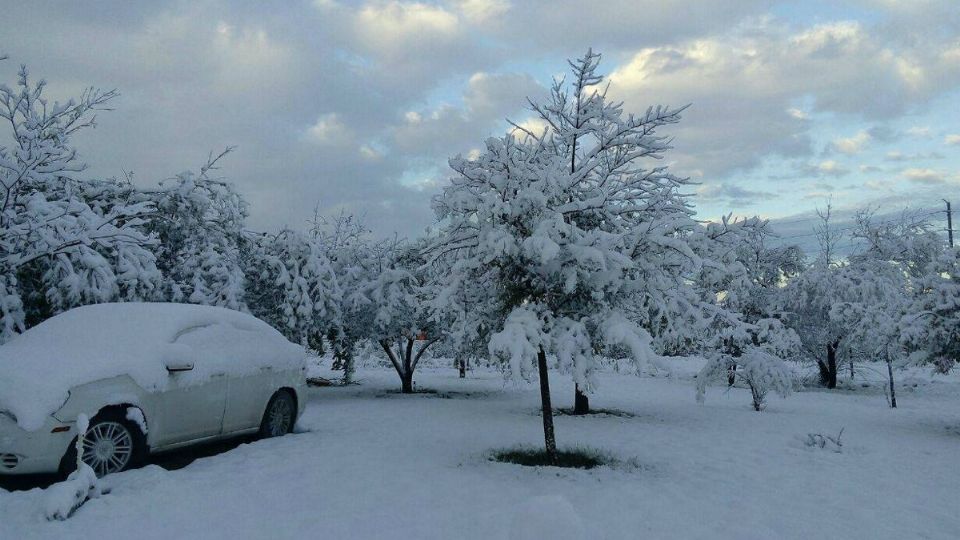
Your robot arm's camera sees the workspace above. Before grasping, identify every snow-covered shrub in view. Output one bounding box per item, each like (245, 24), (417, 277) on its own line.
(43, 414), (103, 520)
(801, 428), (844, 453)
(697, 347), (796, 411)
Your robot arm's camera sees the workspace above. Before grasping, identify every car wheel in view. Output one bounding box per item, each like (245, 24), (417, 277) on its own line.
(259, 390), (296, 438)
(60, 409), (147, 478)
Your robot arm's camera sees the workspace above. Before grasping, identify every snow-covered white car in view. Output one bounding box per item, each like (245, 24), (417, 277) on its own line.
(0, 303), (309, 477)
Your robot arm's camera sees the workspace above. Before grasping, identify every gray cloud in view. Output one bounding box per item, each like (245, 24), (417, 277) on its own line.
(697, 183), (777, 205)
(2, 0), (958, 239)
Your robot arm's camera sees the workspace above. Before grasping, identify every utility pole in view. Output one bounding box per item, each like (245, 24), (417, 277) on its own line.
(945, 199), (954, 248)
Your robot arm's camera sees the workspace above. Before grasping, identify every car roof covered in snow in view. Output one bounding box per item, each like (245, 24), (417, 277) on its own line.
(0, 303), (307, 431)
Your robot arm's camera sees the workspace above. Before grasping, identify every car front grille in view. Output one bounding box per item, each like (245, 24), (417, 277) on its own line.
(0, 453), (20, 470)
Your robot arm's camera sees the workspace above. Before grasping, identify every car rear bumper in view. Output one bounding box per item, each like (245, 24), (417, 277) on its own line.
(0, 415), (75, 475)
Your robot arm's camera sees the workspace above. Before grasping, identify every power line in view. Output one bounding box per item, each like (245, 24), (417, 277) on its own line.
(762, 207), (945, 229)
(765, 209), (948, 243)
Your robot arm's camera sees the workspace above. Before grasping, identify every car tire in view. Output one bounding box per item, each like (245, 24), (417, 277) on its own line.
(59, 408), (147, 478)
(259, 390), (296, 438)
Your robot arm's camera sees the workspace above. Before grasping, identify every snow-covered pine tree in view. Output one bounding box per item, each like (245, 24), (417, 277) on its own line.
(0, 63), (160, 342)
(309, 210), (380, 384)
(244, 228), (341, 351)
(430, 50), (691, 460)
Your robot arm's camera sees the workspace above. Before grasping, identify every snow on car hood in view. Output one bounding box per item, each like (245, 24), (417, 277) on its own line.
(0, 303), (308, 431)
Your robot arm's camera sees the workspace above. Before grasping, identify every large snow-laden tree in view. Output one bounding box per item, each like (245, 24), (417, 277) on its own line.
(427, 250), (500, 379)
(709, 216), (804, 325)
(689, 216), (804, 386)
(850, 208), (944, 279)
(244, 228), (341, 351)
(429, 50), (691, 461)
(309, 211), (382, 384)
(777, 204), (861, 388)
(141, 148), (248, 311)
(0, 63), (160, 342)
(364, 240), (442, 394)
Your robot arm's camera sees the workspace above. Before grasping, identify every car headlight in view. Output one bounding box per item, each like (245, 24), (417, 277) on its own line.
(0, 410), (16, 423)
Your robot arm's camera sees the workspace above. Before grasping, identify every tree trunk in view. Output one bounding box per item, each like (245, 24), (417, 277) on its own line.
(400, 370), (414, 394)
(537, 346), (558, 464)
(817, 360), (830, 387)
(727, 363), (737, 387)
(341, 349), (355, 385)
(401, 338), (415, 393)
(827, 345), (838, 389)
(458, 358), (466, 378)
(573, 384), (590, 415)
(820, 342), (839, 389)
(887, 360), (897, 409)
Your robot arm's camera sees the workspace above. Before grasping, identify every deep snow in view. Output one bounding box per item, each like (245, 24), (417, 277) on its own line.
(2, 363), (958, 539)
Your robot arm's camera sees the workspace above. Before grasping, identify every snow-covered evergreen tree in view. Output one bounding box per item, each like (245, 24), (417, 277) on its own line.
(244, 228), (341, 351)
(430, 50), (691, 460)
(310, 211), (382, 384)
(0, 63), (159, 342)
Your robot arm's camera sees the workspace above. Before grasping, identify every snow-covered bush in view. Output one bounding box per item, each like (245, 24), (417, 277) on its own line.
(697, 347), (796, 411)
(696, 316), (800, 411)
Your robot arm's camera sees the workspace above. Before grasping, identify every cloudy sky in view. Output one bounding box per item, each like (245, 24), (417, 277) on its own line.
(2, 0), (958, 244)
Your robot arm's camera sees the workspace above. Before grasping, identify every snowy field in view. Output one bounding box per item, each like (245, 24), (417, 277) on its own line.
(2, 364), (959, 540)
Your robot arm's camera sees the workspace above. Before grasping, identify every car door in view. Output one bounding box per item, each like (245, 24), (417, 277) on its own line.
(221, 366), (275, 434)
(153, 370), (228, 446)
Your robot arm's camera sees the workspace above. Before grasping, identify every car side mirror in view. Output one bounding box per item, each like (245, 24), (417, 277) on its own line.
(165, 360), (195, 373)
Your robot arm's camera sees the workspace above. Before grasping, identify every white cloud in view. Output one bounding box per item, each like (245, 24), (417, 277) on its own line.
(787, 108), (809, 120)
(945, 134), (960, 145)
(306, 113), (348, 144)
(458, 0), (510, 24)
(3, 0), (959, 238)
(359, 144), (383, 160)
(605, 16), (960, 181)
(902, 168), (945, 184)
(354, 2), (459, 54)
(817, 160), (850, 176)
(830, 130), (871, 154)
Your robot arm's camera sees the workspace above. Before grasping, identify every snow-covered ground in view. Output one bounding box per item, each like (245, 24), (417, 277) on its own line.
(2, 364), (959, 539)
